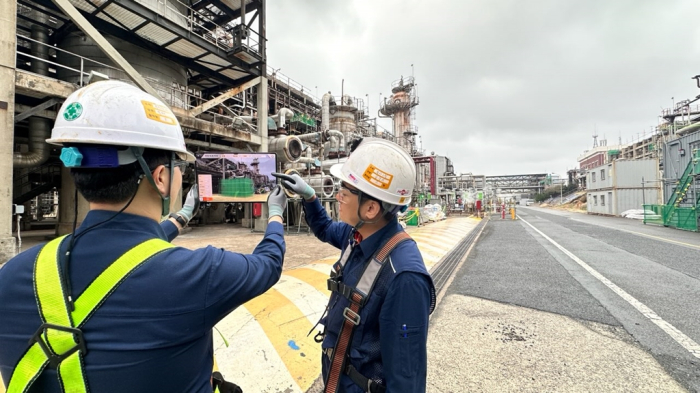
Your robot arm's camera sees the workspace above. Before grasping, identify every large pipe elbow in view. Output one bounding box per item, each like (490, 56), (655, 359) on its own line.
(274, 108), (294, 129)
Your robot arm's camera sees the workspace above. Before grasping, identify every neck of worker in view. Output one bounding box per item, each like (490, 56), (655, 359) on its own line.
(356, 216), (390, 240)
(89, 184), (169, 223)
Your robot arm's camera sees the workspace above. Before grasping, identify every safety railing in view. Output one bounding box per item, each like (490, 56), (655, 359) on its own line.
(15, 34), (259, 132)
(133, 0), (262, 54)
(391, 76), (415, 90)
(328, 95), (366, 112)
(267, 67), (321, 105)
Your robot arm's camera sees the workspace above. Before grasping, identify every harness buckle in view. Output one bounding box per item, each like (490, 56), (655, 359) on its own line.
(29, 323), (87, 368)
(342, 307), (361, 326)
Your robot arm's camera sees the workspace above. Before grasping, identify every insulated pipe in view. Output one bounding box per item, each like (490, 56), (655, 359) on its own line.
(297, 131), (322, 142)
(184, 138), (245, 152)
(270, 108), (294, 129)
(676, 122), (700, 136)
(14, 22), (51, 168)
(322, 93), (331, 131)
(268, 135), (303, 163)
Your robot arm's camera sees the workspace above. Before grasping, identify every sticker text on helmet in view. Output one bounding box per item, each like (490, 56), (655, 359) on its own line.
(348, 173), (359, 184)
(141, 100), (177, 125)
(63, 102), (83, 121)
(362, 164), (393, 190)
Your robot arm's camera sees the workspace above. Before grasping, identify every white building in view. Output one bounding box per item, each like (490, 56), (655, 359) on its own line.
(586, 159), (661, 216)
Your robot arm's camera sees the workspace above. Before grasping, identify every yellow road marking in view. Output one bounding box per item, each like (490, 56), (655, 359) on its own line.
(617, 228), (700, 250)
(243, 288), (321, 391)
(285, 268), (331, 295)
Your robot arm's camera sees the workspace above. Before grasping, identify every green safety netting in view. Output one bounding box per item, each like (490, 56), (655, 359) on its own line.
(220, 178), (254, 197)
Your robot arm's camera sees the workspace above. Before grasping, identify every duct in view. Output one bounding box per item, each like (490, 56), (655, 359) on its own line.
(185, 138), (245, 152)
(14, 118), (52, 168)
(270, 108), (294, 129)
(14, 22), (51, 168)
(268, 135), (303, 163)
(322, 93), (331, 131)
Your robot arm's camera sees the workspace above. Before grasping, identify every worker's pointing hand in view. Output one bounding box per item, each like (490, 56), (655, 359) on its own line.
(271, 173), (316, 200)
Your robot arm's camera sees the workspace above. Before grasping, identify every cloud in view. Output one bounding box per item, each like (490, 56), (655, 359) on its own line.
(266, 0), (700, 176)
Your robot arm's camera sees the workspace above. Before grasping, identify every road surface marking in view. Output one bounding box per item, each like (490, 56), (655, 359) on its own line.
(521, 216), (700, 359)
(243, 287), (322, 391)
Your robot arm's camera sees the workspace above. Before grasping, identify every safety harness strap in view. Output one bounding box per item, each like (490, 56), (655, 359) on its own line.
(324, 231), (412, 393)
(345, 364), (386, 393)
(7, 236), (173, 393)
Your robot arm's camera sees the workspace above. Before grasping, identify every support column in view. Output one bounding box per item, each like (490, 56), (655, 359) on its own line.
(57, 167), (90, 235)
(254, 77), (269, 232)
(0, 1), (18, 263)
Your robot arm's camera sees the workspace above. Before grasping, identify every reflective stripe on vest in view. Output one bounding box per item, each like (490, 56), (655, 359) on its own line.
(7, 235), (173, 393)
(324, 231), (413, 393)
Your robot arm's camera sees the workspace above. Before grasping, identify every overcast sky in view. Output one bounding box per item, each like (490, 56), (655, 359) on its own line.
(266, 0), (700, 177)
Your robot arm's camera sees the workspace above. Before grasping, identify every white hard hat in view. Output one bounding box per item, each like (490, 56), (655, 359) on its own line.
(330, 138), (415, 206)
(48, 80), (195, 162)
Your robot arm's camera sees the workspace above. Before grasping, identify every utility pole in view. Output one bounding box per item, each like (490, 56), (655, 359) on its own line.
(642, 176), (646, 225)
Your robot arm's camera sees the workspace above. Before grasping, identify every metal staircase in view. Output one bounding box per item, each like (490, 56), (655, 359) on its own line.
(645, 149), (700, 231)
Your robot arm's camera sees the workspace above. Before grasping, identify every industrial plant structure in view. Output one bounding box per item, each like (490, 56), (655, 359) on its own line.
(3, 0), (482, 263)
(573, 75), (700, 230)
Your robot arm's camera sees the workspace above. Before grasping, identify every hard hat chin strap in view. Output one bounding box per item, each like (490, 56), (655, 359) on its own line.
(353, 191), (381, 230)
(130, 147), (172, 216)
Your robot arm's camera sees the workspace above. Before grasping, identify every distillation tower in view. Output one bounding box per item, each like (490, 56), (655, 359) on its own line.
(379, 76), (419, 154)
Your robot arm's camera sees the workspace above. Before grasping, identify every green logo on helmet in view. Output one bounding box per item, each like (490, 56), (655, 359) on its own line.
(63, 102), (83, 121)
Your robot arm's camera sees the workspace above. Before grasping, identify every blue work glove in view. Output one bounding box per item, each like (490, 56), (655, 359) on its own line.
(177, 184), (199, 222)
(267, 185), (288, 218)
(272, 172), (316, 200)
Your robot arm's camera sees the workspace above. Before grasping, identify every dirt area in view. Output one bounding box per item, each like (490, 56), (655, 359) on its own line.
(537, 201), (587, 214)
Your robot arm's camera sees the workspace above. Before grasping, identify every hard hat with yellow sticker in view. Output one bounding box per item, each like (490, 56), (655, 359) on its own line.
(330, 138), (416, 206)
(48, 80), (194, 162)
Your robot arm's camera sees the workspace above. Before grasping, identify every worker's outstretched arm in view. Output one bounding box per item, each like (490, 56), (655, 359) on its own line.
(202, 186), (287, 327)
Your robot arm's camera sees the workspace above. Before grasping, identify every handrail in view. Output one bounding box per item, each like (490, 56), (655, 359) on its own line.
(16, 34), (259, 130)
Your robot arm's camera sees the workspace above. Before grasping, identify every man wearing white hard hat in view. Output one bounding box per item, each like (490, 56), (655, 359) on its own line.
(0, 80), (287, 393)
(275, 138), (435, 393)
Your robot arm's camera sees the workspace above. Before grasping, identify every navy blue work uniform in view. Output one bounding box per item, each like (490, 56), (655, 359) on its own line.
(0, 210), (285, 392)
(303, 199), (436, 392)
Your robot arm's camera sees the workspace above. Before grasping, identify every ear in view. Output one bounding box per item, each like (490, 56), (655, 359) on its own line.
(151, 164), (170, 197)
(362, 199), (383, 221)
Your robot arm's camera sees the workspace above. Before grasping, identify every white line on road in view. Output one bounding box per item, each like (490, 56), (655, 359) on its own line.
(519, 216), (700, 359)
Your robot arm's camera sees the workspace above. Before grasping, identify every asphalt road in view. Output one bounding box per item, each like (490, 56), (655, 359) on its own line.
(427, 207), (699, 392)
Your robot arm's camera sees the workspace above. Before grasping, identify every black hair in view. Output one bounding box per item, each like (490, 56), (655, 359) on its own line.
(348, 137), (363, 153)
(71, 148), (171, 203)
